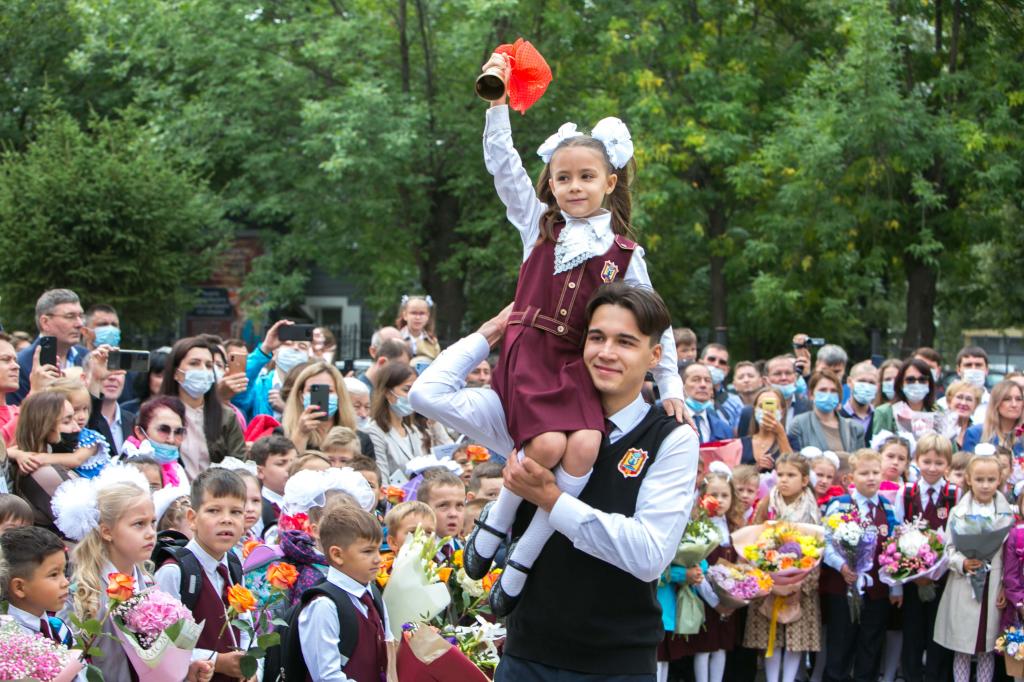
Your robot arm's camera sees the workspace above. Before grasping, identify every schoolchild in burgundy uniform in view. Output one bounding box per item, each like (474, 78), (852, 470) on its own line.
(296, 503), (393, 682)
(155, 468), (254, 682)
(821, 450), (900, 682)
(468, 51), (686, 614)
(899, 433), (958, 682)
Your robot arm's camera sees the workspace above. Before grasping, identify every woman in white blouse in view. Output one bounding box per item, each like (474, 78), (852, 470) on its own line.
(362, 362), (450, 485)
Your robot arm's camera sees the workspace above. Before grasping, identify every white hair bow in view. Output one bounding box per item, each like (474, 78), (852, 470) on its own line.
(536, 117), (634, 169)
(52, 464), (152, 541)
(707, 460), (733, 480)
(401, 294), (434, 308)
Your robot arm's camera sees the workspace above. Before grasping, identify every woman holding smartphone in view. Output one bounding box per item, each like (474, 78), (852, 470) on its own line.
(740, 387), (796, 471)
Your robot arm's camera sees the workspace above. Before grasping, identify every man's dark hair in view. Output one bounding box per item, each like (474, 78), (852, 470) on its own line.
(0, 526), (65, 587)
(190, 467), (246, 509)
(249, 434), (297, 466)
(913, 346), (942, 365)
(468, 461), (503, 493)
(956, 345), (989, 367)
(700, 343), (729, 360)
(377, 338), (411, 362)
(85, 304), (118, 325)
(585, 283), (671, 346)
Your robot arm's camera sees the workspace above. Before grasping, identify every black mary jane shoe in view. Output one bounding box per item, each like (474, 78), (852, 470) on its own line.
(488, 541), (530, 617)
(464, 501), (507, 580)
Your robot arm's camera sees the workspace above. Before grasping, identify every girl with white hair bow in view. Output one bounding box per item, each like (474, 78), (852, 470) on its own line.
(469, 52), (687, 616)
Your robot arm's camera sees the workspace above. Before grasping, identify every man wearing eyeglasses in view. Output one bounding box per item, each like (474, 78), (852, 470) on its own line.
(8, 289), (88, 405)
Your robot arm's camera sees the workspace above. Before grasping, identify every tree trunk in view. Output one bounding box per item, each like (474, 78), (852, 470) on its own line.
(901, 256), (937, 354)
(707, 203), (728, 345)
(420, 185), (467, 344)
(397, 0), (410, 93)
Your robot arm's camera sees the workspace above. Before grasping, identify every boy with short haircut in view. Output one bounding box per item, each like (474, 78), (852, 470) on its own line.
(349, 456), (384, 517)
(417, 471), (466, 542)
(463, 498), (488, 538)
(251, 434), (298, 536)
(155, 468), (252, 681)
(949, 451), (971, 489)
(320, 427), (361, 468)
(384, 501), (436, 554)
(0, 493), (33, 534)
(467, 461), (503, 502)
(900, 433), (957, 682)
(822, 449), (899, 682)
(293, 503), (392, 681)
(674, 327), (698, 361)
(0, 526), (74, 646)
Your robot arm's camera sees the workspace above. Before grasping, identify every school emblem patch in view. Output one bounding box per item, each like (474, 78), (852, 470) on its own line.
(600, 260), (620, 283)
(937, 508), (948, 520)
(618, 448), (649, 478)
(877, 524), (889, 538)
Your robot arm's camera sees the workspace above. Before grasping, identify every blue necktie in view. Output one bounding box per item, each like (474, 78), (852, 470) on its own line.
(695, 414), (706, 441)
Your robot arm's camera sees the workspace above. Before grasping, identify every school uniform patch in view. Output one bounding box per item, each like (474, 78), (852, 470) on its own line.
(937, 508), (948, 520)
(600, 260), (620, 283)
(877, 525), (889, 538)
(618, 448), (649, 478)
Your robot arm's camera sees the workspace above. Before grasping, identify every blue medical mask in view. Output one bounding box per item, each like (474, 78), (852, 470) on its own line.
(145, 436), (180, 464)
(852, 381), (878, 406)
(814, 391), (839, 413)
(903, 383), (930, 404)
(276, 347), (309, 375)
(685, 397), (715, 415)
(795, 375), (808, 396)
(708, 366), (726, 386)
(303, 393), (339, 417)
(179, 369), (215, 398)
(93, 325), (121, 347)
(390, 394), (415, 418)
(771, 382), (797, 400)
(882, 380), (896, 400)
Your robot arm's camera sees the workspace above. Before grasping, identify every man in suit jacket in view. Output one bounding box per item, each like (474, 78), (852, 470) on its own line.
(681, 361), (734, 444)
(10, 289), (88, 405)
(736, 355), (812, 436)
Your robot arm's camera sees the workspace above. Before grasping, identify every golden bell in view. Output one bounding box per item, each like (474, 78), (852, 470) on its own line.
(475, 66), (506, 101)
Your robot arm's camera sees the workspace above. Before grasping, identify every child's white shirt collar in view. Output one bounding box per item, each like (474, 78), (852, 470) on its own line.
(554, 209), (613, 274)
(7, 603), (44, 632)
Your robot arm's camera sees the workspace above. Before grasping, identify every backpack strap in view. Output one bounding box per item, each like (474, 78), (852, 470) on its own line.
(226, 550), (243, 586)
(284, 581), (360, 681)
(160, 546), (204, 611)
(261, 497), (279, 539)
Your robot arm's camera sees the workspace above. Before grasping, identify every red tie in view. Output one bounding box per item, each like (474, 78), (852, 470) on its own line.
(216, 563), (231, 603)
(925, 487), (936, 514)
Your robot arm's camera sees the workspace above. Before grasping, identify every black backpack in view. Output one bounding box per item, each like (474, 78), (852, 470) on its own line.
(271, 579), (384, 682)
(260, 497), (279, 540)
(150, 530), (243, 610)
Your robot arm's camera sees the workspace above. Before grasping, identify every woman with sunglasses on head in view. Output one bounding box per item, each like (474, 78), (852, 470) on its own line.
(871, 357), (942, 448)
(122, 395), (189, 486)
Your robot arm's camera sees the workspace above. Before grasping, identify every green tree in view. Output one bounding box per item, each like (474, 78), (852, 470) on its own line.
(0, 109), (228, 331)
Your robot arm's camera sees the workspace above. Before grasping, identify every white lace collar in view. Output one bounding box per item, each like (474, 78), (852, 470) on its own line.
(554, 210), (613, 274)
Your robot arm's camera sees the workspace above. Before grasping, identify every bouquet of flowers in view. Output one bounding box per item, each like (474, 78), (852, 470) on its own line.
(878, 516), (948, 600)
(435, 548), (501, 627)
(670, 496), (725, 635)
(733, 522), (825, 657)
(951, 511), (1013, 601)
(111, 587), (204, 682)
(824, 509), (879, 623)
(442, 616), (506, 673)
(706, 561), (774, 609)
(0, 616), (82, 682)
(997, 625), (1024, 677)
(383, 528), (452, 638)
(396, 622), (491, 682)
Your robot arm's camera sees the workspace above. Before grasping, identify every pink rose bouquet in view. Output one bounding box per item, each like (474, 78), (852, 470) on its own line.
(878, 517), (948, 600)
(111, 589), (204, 682)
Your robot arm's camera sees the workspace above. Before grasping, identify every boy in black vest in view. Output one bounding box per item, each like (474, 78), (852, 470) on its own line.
(900, 433), (958, 682)
(0, 527), (75, 647)
(410, 282), (700, 680)
(292, 502), (392, 681)
(155, 468), (252, 682)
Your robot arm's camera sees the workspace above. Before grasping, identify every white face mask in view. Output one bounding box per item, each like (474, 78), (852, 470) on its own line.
(962, 368), (987, 389)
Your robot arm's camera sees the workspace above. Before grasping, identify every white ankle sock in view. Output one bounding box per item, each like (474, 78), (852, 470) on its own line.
(498, 467), (593, 597)
(472, 485), (521, 558)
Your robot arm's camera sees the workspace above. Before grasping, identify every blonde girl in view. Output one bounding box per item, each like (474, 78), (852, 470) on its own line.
(732, 465), (760, 523)
(395, 295), (440, 359)
(746, 453), (821, 682)
(935, 454), (1014, 682)
(54, 465), (212, 681)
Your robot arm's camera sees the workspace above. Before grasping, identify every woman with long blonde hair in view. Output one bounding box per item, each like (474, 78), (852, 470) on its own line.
(281, 360), (357, 452)
(963, 379), (1024, 456)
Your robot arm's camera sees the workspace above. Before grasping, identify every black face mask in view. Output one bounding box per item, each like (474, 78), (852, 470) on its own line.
(52, 431), (80, 453)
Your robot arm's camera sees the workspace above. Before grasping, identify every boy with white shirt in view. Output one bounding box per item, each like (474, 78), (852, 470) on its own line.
(0, 527), (74, 648)
(251, 434), (296, 540)
(291, 502), (392, 682)
(154, 468), (253, 682)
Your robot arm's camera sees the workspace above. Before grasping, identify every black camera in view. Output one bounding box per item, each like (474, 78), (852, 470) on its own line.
(793, 337), (826, 350)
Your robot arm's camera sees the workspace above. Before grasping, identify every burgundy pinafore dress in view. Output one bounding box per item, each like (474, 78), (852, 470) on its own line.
(491, 220), (636, 448)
